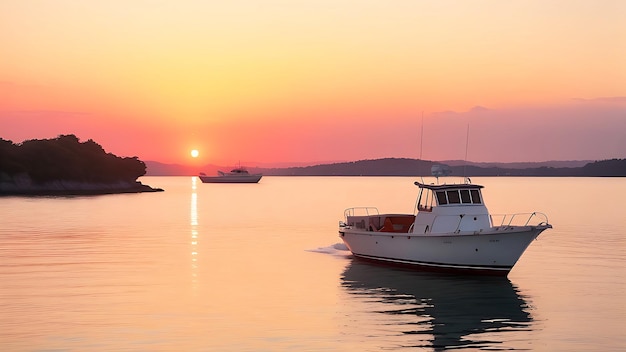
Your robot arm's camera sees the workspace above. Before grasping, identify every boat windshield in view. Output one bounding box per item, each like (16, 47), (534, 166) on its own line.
(435, 188), (482, 205)
(414, 182), (484, 207)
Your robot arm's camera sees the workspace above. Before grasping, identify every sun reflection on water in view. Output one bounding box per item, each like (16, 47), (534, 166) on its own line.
(190, 176), (199, 288)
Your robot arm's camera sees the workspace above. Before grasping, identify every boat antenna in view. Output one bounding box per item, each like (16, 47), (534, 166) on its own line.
(419, 111), (425, 184)
(419, 111), (424, 161)
(463, 123), (470, 183)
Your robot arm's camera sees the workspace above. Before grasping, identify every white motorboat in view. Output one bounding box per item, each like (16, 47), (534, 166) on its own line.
(198, 167), (262, 183)
(338, 179), (552, 275)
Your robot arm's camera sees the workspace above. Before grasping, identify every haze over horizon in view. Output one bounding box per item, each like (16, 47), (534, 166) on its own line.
(2, 1), (625, 166)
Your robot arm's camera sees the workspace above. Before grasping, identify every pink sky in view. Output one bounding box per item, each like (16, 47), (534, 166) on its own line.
(1, 1), (625, 166)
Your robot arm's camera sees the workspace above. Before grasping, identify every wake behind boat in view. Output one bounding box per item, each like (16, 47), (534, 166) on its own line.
(198, 167), (262, 183)
(338, 178), (552, 276)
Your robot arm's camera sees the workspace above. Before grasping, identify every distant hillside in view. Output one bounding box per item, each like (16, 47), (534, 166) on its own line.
(446, 159), (626, 177)
(145, 158), (626, 177)
(440, 160), (592, 169)
(259, 158), (436, 176)
(259, 158), (626, 177)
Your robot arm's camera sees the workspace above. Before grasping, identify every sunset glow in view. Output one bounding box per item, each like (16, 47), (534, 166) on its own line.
(1, 1), (624, 165)
(191, 150), (199, 158)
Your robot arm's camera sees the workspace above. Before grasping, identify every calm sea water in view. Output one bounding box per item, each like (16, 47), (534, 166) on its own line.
(1, 176), (624, 351)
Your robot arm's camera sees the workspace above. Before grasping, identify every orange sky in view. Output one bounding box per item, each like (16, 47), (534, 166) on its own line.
(1, 1), (625, 166)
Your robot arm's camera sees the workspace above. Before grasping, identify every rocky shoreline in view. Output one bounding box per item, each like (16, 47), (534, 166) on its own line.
(0, 174), (163, 196)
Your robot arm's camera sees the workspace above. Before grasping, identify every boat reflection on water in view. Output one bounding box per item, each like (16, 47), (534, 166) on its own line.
(341, 260), (533, 350)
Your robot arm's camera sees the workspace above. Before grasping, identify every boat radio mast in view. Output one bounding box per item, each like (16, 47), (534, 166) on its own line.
(419, 112), (425, 183)
(419, 111), (424, 161)
(463, 123), (470, 183)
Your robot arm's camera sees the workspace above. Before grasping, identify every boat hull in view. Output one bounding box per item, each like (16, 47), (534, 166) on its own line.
(198, 175), (262, 183)
(338, 226), (549, 276)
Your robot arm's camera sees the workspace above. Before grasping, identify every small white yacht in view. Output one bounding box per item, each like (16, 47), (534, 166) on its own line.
(339, 178), (551, 275)
(198, 167), (262, 183)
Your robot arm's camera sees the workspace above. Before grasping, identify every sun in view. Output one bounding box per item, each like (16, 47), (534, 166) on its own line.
(190, 149), (199, 158)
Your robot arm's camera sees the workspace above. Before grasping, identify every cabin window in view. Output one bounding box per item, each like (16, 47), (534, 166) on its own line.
(446, 190), (461, 204)
(435, 188), (483, 205)
(436, 191), (448, 205)
(470, 189), (482, 204)
(460, 189), (471, 203)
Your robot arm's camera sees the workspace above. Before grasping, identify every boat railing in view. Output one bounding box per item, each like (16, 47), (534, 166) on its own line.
(420, 212), (550, 234)
(490, 212), (550, 228)
(344, 207), (380, 218)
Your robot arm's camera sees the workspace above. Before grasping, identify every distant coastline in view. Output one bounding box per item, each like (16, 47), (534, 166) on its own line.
(146, 158), (626, 177)
(0, 135), (163, 196)
(4, 135), (621, 192)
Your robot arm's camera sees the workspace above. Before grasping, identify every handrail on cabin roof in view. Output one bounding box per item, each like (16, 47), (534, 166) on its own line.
(414, 182), (484, 190)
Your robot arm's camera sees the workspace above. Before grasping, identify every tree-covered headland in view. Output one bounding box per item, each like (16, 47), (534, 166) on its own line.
(0, 135), (162, 195)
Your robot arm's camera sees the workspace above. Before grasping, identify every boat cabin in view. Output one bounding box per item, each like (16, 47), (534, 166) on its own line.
(413, 182), (491, 234)
(415, 182), (484, 211)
